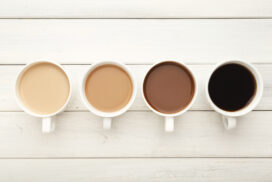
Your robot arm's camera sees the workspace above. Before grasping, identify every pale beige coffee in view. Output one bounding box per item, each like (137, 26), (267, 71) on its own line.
(85, 64), (133, 112)
(18, 62), (70, 115)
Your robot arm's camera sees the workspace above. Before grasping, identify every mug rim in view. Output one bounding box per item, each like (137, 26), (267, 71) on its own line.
(80, 61), (137, 118)
(141, 60), (198, 117)
(14, 60), (72, 118)
(205, 60), (263, 117)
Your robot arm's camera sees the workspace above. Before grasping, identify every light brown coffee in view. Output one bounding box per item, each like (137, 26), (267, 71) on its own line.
(85, 64), (133, 112)
(18, 62), (70, 115)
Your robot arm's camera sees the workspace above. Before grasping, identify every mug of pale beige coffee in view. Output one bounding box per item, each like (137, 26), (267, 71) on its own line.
(81, 61), (137, 129)
(15, 61), (71, 133)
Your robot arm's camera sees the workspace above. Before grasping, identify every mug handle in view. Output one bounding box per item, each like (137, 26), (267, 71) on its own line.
(165, 116), (174, 132)
(42, 117), (55, 133)
(103, 117), (112, 130)
(222, 116), (236, 130)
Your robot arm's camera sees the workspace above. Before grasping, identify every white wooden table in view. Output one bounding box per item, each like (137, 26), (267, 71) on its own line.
(0, 0), (272, 181)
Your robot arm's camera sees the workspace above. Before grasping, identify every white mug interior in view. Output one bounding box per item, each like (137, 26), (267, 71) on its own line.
(142, 61), (198, 132)
(14, 60), (72, 133)
(81, 61), (137, 129)
(206, 60), (263, 129)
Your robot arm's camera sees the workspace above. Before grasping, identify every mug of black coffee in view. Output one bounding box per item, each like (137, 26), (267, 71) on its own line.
(142, 61), (197, 132)
(206, 60), (263, 130)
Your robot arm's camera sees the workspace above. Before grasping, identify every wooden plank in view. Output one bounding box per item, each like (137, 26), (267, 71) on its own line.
(0, 19), (272, 64)
(0, 0), (271, 18)
(1, 158), (272, 181)
(0, 111), (271, 157)
(1, 64), (271, 111)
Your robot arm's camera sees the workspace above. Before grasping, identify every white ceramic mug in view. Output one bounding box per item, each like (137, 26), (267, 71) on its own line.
(80, 61), (137, 130)
(14, 60), (72, 133)
(206, 60), (263, 130)
(142, 61), (198, 132)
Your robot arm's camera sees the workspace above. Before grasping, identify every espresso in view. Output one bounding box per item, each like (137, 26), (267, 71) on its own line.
(18, 62), (70, 115)
(85, 64), (133, 112)
(208, 63), (256, 111)
(143, 62), (195, 114)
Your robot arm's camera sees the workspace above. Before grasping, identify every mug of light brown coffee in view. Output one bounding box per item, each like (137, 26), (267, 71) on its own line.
(15, 61), (72, 133)
(80, 61), (137, 129)
(142, 61), (198, 132)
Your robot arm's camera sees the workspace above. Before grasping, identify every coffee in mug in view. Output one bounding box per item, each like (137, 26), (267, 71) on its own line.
(15, 61), (71, 133)
(81, 61), (137, 130)
(208, 63), (256, 111)
(17, 62), (70, 115)
(142, 61), (197, 132)
(85, 64), (133, 112)
(143, 61), (195, 114)
(206, 60), (263, 130)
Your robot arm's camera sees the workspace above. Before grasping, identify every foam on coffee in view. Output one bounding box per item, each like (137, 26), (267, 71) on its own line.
(143, 61), (195, 114)
(85, 64), (133, 112)
(17, 62), (70, 115)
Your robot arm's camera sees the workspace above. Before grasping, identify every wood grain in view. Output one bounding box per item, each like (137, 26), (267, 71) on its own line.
(1, 0), (272, 179)
(2, 158), (272, 181)
(0, 111), (271, 158)
(0, 19), (272, 64)
(2, 64), (271, 111)
(0, 0), (271, 18)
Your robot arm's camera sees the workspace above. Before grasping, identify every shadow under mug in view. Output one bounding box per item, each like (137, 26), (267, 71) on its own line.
(80, 61), (137, 130)
(206, 60), (263, 130)
(14, 61), (72, 133)
(142, 61), (198, 132)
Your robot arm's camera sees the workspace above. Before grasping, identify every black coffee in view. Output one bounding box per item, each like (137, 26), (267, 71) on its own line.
(208, 63), (256, 111)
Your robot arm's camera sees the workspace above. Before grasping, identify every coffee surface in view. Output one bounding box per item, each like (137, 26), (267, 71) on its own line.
(18, 62), (70, 115)
(143, 62), (195, 114)
(208, 63), (256, 111)
(85, 64), (132, 112)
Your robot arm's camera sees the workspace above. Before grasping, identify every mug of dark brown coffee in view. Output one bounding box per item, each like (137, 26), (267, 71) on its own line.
(142, 61), (198, 132)
(206, 60), (263, 130)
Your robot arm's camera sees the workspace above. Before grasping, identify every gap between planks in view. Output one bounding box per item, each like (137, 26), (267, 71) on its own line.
(0, 16), (272, 20)
(1, 157), (272, 159)
(0, 63), (271, 66)
(0, 110), (270, 113)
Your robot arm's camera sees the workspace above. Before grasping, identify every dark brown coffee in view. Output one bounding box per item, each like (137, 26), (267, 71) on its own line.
(143, 62), (195, 114)
(208, 63), (256, 111)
